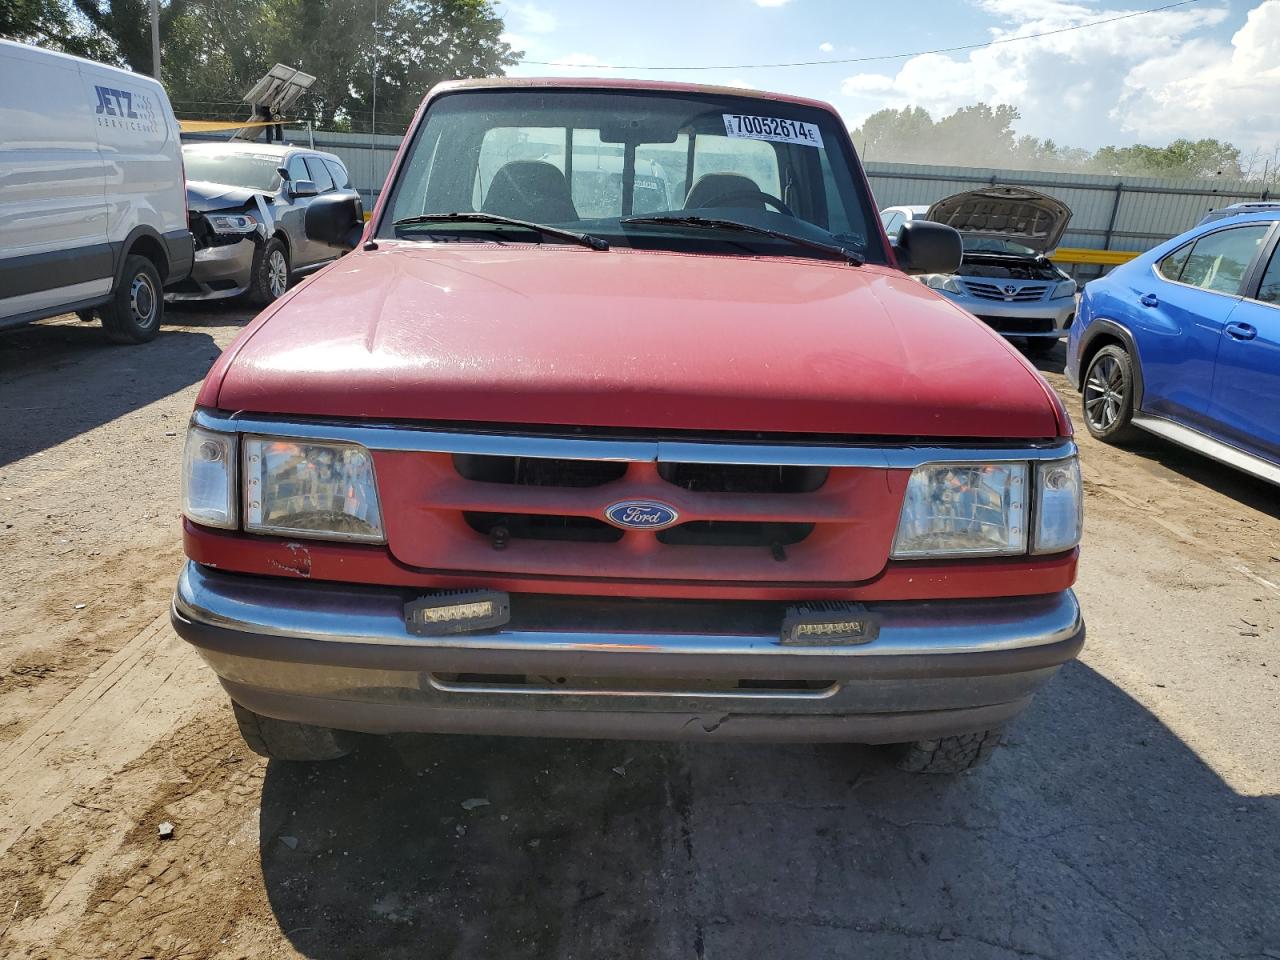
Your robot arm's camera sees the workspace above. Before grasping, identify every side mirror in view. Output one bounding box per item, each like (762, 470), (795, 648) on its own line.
(893, 220), (963, 275)
(290, 179), (318, 198)
(305, 192), (364, 251)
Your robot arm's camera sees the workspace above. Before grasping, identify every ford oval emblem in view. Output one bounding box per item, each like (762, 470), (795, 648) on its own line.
(604, 499), (680, 531)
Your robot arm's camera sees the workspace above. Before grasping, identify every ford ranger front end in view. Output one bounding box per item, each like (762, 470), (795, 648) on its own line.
(171, 79), (1084, 774)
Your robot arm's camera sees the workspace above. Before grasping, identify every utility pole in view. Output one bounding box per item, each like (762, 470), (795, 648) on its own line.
(149, 0), (162, 82)
(369, 0), (379, 206)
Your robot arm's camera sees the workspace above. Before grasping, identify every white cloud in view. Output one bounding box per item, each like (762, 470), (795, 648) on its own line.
(507, 2), (557, 34)
(1113, 1), (1280, 145)
(754, 0), (792, 6)
(500, 32), (531, 52)
(837, 0), (1235, 148)
(724, 77), (758, 89)
(819, 42), (834, 53)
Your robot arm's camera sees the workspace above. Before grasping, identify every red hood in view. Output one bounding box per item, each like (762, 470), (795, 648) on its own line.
(205, 243), (1065, 438)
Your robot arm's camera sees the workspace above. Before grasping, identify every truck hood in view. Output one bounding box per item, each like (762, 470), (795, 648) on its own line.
(208, 243), (1063, 438)
(927, 186), (1072, 254)
(186, 180), (261, 212)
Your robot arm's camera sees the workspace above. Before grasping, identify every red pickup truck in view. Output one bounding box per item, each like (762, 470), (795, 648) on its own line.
(172, 79), (1084, 774)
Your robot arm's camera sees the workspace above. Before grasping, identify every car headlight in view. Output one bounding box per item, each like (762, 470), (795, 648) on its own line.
(1051, 279), (1077, 300)
(921, 274), (963, 294)
(243, 436), (384, 542)
(892, 456), (1082, 559)
(206, 212), (260, 235)
(181, 426), (237, 529)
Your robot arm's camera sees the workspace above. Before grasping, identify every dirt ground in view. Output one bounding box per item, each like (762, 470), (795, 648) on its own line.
(0, 305), (1277, 960)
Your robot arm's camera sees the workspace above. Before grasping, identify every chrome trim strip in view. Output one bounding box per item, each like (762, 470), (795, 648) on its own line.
(192, 408), (1076, 468)
(174, 561), (1083, 657)
(1132, 415), (1280, 486)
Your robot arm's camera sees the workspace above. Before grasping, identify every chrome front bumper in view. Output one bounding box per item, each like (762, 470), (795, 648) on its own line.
(172, 562), (1084, 744)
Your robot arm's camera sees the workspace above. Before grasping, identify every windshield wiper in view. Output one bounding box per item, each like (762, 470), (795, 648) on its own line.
(392, 212), (608, 251)
(622, 215), (863, 266)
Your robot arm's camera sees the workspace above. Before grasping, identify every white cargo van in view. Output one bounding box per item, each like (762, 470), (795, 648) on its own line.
(0, 39), (192, 343)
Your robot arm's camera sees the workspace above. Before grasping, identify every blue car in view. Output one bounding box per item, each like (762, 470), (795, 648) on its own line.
(1067, 211), (1280, 485)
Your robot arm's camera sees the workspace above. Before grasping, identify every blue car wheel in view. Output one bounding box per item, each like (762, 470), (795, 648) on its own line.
(1081, 344), (1143, 444)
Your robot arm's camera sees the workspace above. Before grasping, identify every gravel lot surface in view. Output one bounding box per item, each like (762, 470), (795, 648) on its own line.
(0, 305), (1277, 960)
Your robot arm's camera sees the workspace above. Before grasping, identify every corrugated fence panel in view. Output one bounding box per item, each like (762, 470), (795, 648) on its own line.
(866, 161), (1275, 258)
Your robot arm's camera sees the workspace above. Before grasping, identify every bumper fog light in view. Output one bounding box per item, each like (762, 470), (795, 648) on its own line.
(405, 590), (511, 636)
(781, 602), (879, 646)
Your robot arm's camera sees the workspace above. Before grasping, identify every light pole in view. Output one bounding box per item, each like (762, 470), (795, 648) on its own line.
(149, 0), (162, 82)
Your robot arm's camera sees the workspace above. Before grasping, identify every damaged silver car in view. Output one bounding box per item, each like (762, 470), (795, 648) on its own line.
(171, 142), (359, 304)
(881, 186), (1077, 355)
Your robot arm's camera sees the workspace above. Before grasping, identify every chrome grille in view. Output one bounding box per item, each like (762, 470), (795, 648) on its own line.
(963, 281), (1048, 302)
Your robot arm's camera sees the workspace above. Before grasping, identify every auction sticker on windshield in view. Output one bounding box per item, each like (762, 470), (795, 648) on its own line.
(723, 114), (824, 148)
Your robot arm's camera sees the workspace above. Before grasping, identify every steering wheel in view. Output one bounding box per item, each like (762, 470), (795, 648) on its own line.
(708, 189), (795, 217)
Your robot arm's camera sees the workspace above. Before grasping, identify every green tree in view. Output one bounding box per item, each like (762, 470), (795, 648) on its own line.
(855, 106), (934, 163)
(4, 0), (517, 133)
(1, 0), (113, 59)
(1090, 138), (1243, 179)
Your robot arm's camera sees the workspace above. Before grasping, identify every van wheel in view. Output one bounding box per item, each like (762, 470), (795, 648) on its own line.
(248, 238), (290, 305)
(101, 255), (163, 344)
(1082, 344), (1143, 444)
(890, 728), (1003, 774)
(231, 701), (355, 762)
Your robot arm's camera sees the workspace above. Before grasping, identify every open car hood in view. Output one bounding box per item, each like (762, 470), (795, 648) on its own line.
(926, 186), (1072, 255)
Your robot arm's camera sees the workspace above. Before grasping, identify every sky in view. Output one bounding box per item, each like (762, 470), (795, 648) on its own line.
(494, 0), (1280, 153)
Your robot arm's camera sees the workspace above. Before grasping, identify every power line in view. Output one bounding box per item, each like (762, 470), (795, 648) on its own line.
(519, 0), (1199, 71)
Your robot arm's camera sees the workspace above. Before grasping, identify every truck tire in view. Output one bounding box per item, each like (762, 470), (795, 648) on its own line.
(248, 237), (290, 305)
(1081, 344), (1144, 444)
(100, 255), (163, 344)
(891, 728), (1003, 774)
(231, 700), (355, 762)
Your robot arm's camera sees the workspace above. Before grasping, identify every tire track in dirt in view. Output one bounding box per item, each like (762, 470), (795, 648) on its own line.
(0, 610), (220, 859)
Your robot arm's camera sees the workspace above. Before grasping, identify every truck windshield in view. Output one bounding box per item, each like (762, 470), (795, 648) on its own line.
(182, 152), (282, 192)
(380, 88), (883, 262)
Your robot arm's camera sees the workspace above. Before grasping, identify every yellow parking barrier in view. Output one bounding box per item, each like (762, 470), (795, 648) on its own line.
(1052, 247), (1140, 266)
(178, 119), (282, 134)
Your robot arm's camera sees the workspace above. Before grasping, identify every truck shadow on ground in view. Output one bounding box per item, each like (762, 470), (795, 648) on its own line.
(257, 663), (1279, 959)
(0, 308), (243, 467)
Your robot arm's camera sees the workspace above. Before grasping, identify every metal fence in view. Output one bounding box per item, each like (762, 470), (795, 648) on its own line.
(182, 128), (1274, 275)
(865, 162), (1275, 277)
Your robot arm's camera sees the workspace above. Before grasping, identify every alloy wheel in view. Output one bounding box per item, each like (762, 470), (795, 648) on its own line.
(268, 250), (289, 298)
(1083, 354), (1125, 430)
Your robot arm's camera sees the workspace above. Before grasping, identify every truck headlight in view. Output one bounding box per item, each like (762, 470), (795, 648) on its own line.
(892, 456), (1083, 559)
(243, 437), (384, 542)
(206, 212), (259, 234)
(1051, 279), (1077, 300)
(1032, 457), (1083, 554)
(181, 426), (237, 529)
(892, 463), (1027, 558)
